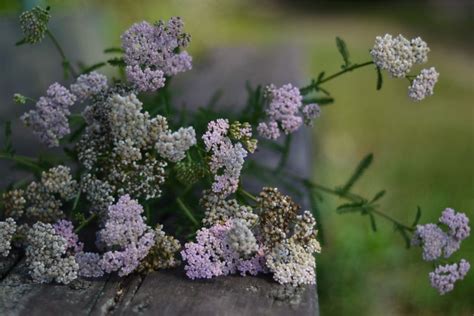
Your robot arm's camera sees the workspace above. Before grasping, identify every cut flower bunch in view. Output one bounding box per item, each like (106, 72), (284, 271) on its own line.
(0, 6), (470, 295)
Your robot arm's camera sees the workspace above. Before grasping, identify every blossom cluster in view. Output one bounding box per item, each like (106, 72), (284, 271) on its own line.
(257, 84), (320, 140)
(182, 187), (321, 286)
(370, 33), (439, 101)
(2, 165), (78, 223)
(412, 208), (470, 294)
(202, 119), (256, 197)
(0, 218), (17, 257)
(19, 6), (50, 44)
(121, 17), (192, 92)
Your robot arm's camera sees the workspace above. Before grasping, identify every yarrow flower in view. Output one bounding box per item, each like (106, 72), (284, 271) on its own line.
(53, 220), (83, 253)
(202, 119), (249, 197)
(2, 165), (78, 223)
(21, 83), (76, 147)
(156, 127), (197, 162)
(97, 195), (155, 276)
(121, 17), (192, 92)
(258, 84), (320, 140)
(181, 220), (266, 279)
(0, 218), (17, 257)
(412, 208), (471, 294)
(183, 188), (321, 286)
(25, 222), (79, 284)
(412, 208), (470, 261)
(70, 71), (108, 101)
(370, 34), (430, 78)
(429, 259), (470, 295)
(19, 6), (50, 44)
(408, 67), (439, 101)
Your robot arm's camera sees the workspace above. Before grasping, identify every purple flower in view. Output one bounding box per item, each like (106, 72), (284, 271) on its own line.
(202, 119), (229, 151)
(181, 221), (265, 280)
(439, 208), (470, 241)
(125, 65), (165, 92)
(70, 71), (108, 101)
(203, 120), (248, 197)
(75, 252), (103, 278)
(257, 121), (281, 140)
(302, 103), (321, 126)
(429, 259), (470, 295)
(121, 17), (192, 92)
(96, 195), (155, 276)
(258, 84), (304, 139)
(53, 220), (83, 253)
(21, 83), (76, 147)
(412, 224), (448, 261)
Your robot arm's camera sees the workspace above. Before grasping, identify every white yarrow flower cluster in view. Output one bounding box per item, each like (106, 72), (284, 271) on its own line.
(156, 127), (197, 162)
(25, 222), (79, 284)
(408, 67), (439, 101)
(0, 218), (17, 257)
(370, 34), (429, 78)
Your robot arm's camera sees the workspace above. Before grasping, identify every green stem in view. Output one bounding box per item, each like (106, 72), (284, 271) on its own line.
(275, 134), (291, 173)
(0, 153), (43, 173)
(176, 197), (198, 226)
(74, 213), (97, 234)
(301, 61), (374, 94)
(238, 188), (259, 203)
(46, 30), (77, 78)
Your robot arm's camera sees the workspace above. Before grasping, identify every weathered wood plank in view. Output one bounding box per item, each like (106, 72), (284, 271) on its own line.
(108, 268), (317, 316)
(0, 259), (109, 316)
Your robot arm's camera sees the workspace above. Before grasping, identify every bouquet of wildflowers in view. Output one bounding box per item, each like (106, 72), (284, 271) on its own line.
(0, 6), (470, 295)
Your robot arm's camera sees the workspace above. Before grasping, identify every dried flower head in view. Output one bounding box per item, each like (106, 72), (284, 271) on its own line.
(138, 225), (181, 272)
(19, 6), (50, 44)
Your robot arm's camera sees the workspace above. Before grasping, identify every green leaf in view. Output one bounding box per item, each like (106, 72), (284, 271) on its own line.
(317, 71), (325, 83)
(340, 153), (374, 193)
(15, 38), (27, 46)
(303, 97), (334, 105)
(104, 47), (124, 54)
(336, 36), (351, 68)
(370, 190), (386, 203)
(412, 206), (422, 227)
(336, 202), (365, 213)
(308, 187), (324, 244)
(107, 57), (126, 67)
(376, 67), (383, 90)
(397, 226), (411, 248)
(81, 62), (107, 74)
(3, 121), (14, 155)
(369, 213), (377, 232)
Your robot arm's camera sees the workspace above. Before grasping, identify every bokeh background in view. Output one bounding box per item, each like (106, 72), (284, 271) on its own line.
(0, 0), (472, 315)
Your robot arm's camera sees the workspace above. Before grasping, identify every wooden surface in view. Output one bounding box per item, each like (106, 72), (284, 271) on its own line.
(0, 257), (318, 316)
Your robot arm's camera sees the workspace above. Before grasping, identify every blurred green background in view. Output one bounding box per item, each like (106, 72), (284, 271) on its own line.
(1, 0), (473, 315)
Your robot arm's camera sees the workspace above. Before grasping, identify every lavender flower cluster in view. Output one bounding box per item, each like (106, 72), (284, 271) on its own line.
(370, 33), (439, 101)
(412, 208), (471, 294)
(257, 84), (320, 140)
(121, 17), (192, 92)
(203, 119), (257, 197)
(181, 188), (321, 286)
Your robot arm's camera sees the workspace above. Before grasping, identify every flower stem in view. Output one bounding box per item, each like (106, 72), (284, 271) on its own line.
(176, 197), (198, 226)
(74, 213), (97, 234)
(0, 153), (43, 173)
(238, 188), (259, 203)
(301, 61), (374, 94)
(46, 30), (77, 78)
